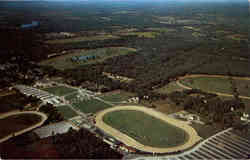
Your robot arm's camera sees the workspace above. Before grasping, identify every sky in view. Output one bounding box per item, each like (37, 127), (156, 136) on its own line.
(0, 0), (248, 2)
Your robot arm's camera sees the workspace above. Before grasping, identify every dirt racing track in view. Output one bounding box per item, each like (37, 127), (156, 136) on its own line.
(95, 105), (201, 153)
(0, 111), (47, 143)
(176, 74), (250, 100)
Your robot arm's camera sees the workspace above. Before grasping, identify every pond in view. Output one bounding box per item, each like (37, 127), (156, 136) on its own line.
(20, 21), (39, 29)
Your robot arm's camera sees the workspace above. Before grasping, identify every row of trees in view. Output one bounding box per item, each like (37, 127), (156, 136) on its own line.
(39, 104), (64, 125)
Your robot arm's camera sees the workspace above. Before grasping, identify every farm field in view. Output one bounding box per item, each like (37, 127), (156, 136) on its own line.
(43, 86), (77, 96)
(145, 27), (177, 33)
(40, 47), (137, 70)
(179, 76), (250, 97)
(103, 110), (188, 148)
(118, 31), (159, 38)
(0, 113), (42, 139)
(180, 77), (234, 94)
(56, 105), (78, 119)
(72, 98), (112, 114)
(46, 35), (120, 44)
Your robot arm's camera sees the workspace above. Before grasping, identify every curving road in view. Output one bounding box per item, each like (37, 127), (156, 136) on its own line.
(0, 111), (47, 143)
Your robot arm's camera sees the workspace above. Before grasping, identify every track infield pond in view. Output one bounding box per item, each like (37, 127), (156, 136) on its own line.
(103, 110), (188, 148)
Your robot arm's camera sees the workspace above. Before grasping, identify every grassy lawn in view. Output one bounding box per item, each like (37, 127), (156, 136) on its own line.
(65, 93), (78, 101)
(156, 81), (185, 94)
(72, 99), (112, 114)
(99, 91), (134, 103)
(0, 113), (42, 139)
(180, 77), (234, 94)
(103, 110), (188, 148)
(43, 86), (77, 96)
(56, 105), (78, 119)
(40, 47), (137, 70)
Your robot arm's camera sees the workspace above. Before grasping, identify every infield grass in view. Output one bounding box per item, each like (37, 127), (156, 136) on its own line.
(103, 110), (188, 148)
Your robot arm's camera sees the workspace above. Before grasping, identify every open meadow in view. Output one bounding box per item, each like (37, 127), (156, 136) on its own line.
(179, 76), (250, 97)
(40, 47), (137, 70)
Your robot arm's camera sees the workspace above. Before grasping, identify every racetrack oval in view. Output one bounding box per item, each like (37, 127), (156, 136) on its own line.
(95, 105), (201, 153)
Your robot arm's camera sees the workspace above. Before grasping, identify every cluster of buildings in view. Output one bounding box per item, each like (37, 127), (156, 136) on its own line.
(102, 72), (134, 83)
(45, 32), (75, 39)
(95, 129), (138, 154)
(33, 121), (77, 139)
(15, 85), (63, 106)
(126, 97), (139, 104)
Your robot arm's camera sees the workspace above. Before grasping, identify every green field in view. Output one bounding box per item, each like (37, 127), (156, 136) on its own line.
(57, 105), (78, 119)
(40, 47), (137, 70)
(180, 77), (250, 97)
(120, 32), (159, 38)
(46, 35), (120, 44)
(43, 86), (77, 96)
(65, 93), (78, 101)
(100, 94), (129, 103)
(72, 99), (112, 114)
(98, 91), (134, 103)
(180, 77), (233, 94)
(156, 81), (185, 94)
(103, 110), (188, 148)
